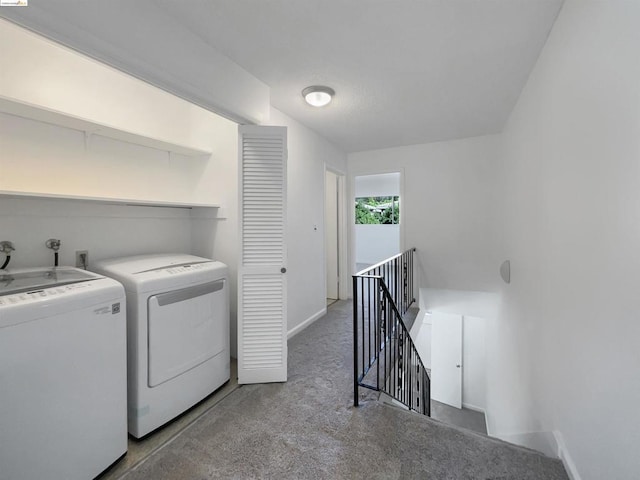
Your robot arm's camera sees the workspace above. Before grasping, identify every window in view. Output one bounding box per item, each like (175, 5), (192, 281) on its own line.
(355, 196), (399, 224)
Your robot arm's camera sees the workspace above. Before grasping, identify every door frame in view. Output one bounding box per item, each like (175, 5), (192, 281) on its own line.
(324, 164), (348, 300)
(348, 168), (405, 297)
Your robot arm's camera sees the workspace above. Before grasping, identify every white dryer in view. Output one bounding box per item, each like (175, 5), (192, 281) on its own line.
(92, 253), (230, 438)
(0, 267), (127, 480)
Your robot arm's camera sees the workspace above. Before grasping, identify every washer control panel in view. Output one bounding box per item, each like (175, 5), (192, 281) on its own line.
(0, 282), (93, 306)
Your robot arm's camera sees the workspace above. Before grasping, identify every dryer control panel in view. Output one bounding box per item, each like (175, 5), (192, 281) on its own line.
(164, 263), (210, 275)
(133, 261), (212, 278)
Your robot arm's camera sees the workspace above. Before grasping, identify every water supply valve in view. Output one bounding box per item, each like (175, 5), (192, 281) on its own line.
(0, 241), (15, 254)
(0, 241), (15, 270)
(45, 239), (62, 251)
(45, 239), (62, 267)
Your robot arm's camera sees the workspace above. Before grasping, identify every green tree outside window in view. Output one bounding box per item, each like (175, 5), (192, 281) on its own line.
(355, 196), (399, 224)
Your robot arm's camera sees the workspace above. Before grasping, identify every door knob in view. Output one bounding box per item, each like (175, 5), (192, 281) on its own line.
(281, 267), (287, 273)
(456, 364), (461, 368)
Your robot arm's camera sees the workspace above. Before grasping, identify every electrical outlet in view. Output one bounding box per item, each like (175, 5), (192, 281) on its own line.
(75, 250), (89, 269)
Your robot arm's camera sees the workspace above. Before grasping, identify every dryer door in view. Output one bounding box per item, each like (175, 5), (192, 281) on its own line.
(147, 279), (226, 387)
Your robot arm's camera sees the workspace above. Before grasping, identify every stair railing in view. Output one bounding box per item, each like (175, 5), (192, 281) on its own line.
(352, 248), (430, 416)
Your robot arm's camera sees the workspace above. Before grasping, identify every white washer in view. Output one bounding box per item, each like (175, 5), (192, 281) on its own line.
(0, 267), (127, 480)
(92, 253), (230, 438)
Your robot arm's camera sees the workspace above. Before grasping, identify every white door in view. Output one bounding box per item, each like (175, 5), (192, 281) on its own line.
(238, 125), (287, 384)
(431, 312), (463, 408)
(325, 170), (339, 300)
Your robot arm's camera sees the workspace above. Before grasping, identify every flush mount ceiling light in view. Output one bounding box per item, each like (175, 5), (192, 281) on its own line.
(302, 86), (335, 107)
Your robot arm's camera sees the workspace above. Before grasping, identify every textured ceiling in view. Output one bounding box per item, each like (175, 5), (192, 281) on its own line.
(1, 0), (563, 153)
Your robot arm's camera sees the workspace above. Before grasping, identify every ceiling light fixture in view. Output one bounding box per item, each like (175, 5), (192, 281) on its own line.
(302, 86), (335, 107)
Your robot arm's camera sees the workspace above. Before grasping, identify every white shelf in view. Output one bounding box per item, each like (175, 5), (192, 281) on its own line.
(0, 190), (220, 209)
(0, 96), (212, 157)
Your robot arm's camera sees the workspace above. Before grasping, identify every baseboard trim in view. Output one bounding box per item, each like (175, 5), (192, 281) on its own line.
(484, 410), (494, 437)
(460, 402), (489, 433)
(490, 430), (558, 458)
(287, 307), (326, 340)
(554, 430), (582, 480)
(461, 402), (485, 413)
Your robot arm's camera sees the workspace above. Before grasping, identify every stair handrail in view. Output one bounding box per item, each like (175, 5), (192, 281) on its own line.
(352, 248), (430, 416)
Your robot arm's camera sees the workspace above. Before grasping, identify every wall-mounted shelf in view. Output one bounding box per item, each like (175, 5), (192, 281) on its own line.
(0, 190), (220, 210)
(0, 97), (212, 157)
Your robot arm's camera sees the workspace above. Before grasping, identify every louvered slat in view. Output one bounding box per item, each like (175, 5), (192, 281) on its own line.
(242, 133), (285, 266)
(241, 274), (284, 369)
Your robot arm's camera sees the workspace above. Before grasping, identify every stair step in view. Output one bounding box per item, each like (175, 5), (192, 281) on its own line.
(401, 306), (420, 331)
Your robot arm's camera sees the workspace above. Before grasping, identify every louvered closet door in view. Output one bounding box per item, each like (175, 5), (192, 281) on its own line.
(238, 125), (288, 384)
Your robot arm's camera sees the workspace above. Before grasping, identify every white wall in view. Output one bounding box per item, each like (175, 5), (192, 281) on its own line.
(267, 109), (348, 336)
(349, 135), (503, 292)
(0, 198), (193, 269)
(493, 1), (640, 478)
(420, 288), (499, 318)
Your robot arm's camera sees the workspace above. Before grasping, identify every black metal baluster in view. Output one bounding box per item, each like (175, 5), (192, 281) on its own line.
(396, 319), (401, 398)
(361, 277), (365, 381)
(353, 274), (359, 407)
(416, 357), (420, 412)
(409, 345), (415, 410)
(375, 277), (380, 391)
(382, 291), (387, 397)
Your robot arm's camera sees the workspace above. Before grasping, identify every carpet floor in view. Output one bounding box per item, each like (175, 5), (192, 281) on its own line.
(121, 300), (568, 480)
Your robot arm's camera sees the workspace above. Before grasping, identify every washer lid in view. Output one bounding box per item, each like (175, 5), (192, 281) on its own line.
(0, 267), (102, 296)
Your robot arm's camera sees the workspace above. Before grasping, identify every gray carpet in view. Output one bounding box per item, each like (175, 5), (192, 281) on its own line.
(122, 301), (568, 480)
